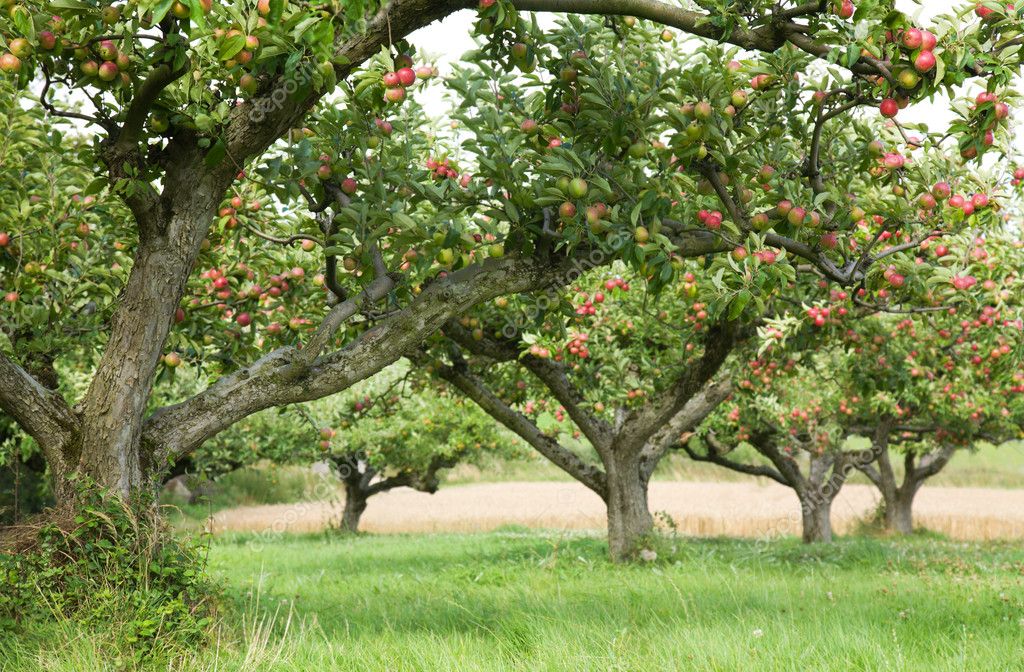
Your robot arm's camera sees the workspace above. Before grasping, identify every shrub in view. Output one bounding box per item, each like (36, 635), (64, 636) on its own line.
(0, 478), (217, 662)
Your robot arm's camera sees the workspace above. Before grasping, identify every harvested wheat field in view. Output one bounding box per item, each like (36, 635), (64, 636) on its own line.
(207, 480), (1024, 540)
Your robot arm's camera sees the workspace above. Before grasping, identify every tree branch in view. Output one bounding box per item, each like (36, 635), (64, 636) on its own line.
(437, 350), (608, 497)
(683, 432), (788, 486)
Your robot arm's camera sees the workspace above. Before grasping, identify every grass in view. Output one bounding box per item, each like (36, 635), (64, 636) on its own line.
(5, 530), (1023, 670)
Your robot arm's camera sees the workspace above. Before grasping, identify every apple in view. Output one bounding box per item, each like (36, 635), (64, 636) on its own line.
(634, 226), (650, 244)
(921, 30), (937, 51)
(37, 31), (57, 51)
(558, 201), (577, 220)
(0, 53), (22, 74)
(101, 4), (121, 24)
(788, 206), (806, 226)
(257, 0), (270, 15)
(230, 75), (256, 98)
(96, 61), (117, 81)
(8, 38), (31, 58)
(0, 232), (9, 247)
(171, 1), (190, 19)
(693, 101), (712, 119)
(97, 40), (118, 61)
(902, 28), (923, 50)
(932, 181), (951, 200)
(174, 307), (185, 323)
(164, 352), (182, 367)
(244, 35), (260, 51)
(879, 98), (899, 118)
(396, 67), (416, 86)
(660, 29), (673, 42)
(384, 86), (406, 103)
(520, 118), (538, 133)
(236, 312), (252, 327)
(341, 177), (358, 194)
(567, 178), (588, 198)
(914, 50), (936, 73)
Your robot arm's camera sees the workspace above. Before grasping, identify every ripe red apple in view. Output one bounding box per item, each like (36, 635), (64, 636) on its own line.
(236, 312), (252, 327)
(921, 30), (937, 51)
(902, 28), (923, 50)
(384, 86), (406, 103)
(520, 118), (538, 133)
(558, 201), (577, 220)
(914, 50), (936, 73)
(4, 291), (18, 303)
(396, 67), (416, 86)
(879, 98), (899, 118)
(787, 206), (806, 226)
(382, 71), (401, 87)
(0, 232), (9, 247)
(931, 181), (951, 200)
(341, 177), (358, 194)
(776, 199), (793, 216)
(836, 0), (853, 18)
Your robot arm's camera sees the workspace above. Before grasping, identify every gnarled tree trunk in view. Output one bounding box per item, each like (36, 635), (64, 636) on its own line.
(604, 451), (653, 562)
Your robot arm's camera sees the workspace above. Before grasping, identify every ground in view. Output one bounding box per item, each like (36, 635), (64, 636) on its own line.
(5, 531), (1024, 670)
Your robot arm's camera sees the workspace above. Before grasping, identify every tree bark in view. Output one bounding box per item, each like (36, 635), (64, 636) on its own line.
(799, 496), (833, 543)
(885, 489), (915, 535)
(604, 450), (653, 562)
(77, 147), (232, 498)
(341, 481), (369, 533)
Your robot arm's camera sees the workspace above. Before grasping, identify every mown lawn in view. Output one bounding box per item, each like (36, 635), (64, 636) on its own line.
(5, 530), (1024, 670)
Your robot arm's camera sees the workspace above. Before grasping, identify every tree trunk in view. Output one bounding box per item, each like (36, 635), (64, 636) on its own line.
(881, 486), (917, 535)
(76, 159), (229, 498)
(800, 496), (833, 543)
(341, 482), (368, 533)
(605, 451), (653, 562)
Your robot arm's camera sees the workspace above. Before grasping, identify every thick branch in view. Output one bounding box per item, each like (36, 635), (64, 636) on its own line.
(0, 352), (79, 469)
(142, 253), (578, 463)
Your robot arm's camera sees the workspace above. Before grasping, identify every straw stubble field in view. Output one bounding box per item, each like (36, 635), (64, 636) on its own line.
(207, 480), (1024, 540)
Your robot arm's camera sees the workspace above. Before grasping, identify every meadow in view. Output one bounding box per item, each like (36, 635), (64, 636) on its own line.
(4, 530), (1024, 671)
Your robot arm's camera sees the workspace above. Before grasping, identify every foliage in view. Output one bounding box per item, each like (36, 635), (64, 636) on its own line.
(0, 478), (216, 661)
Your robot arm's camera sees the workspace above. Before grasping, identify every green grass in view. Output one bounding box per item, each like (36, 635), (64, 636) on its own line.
(7, 530), (1023, 670)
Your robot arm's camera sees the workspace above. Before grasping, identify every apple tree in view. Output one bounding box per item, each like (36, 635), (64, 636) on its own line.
(1, 0), (1022, 509)
(689, 229), (1024, 540)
